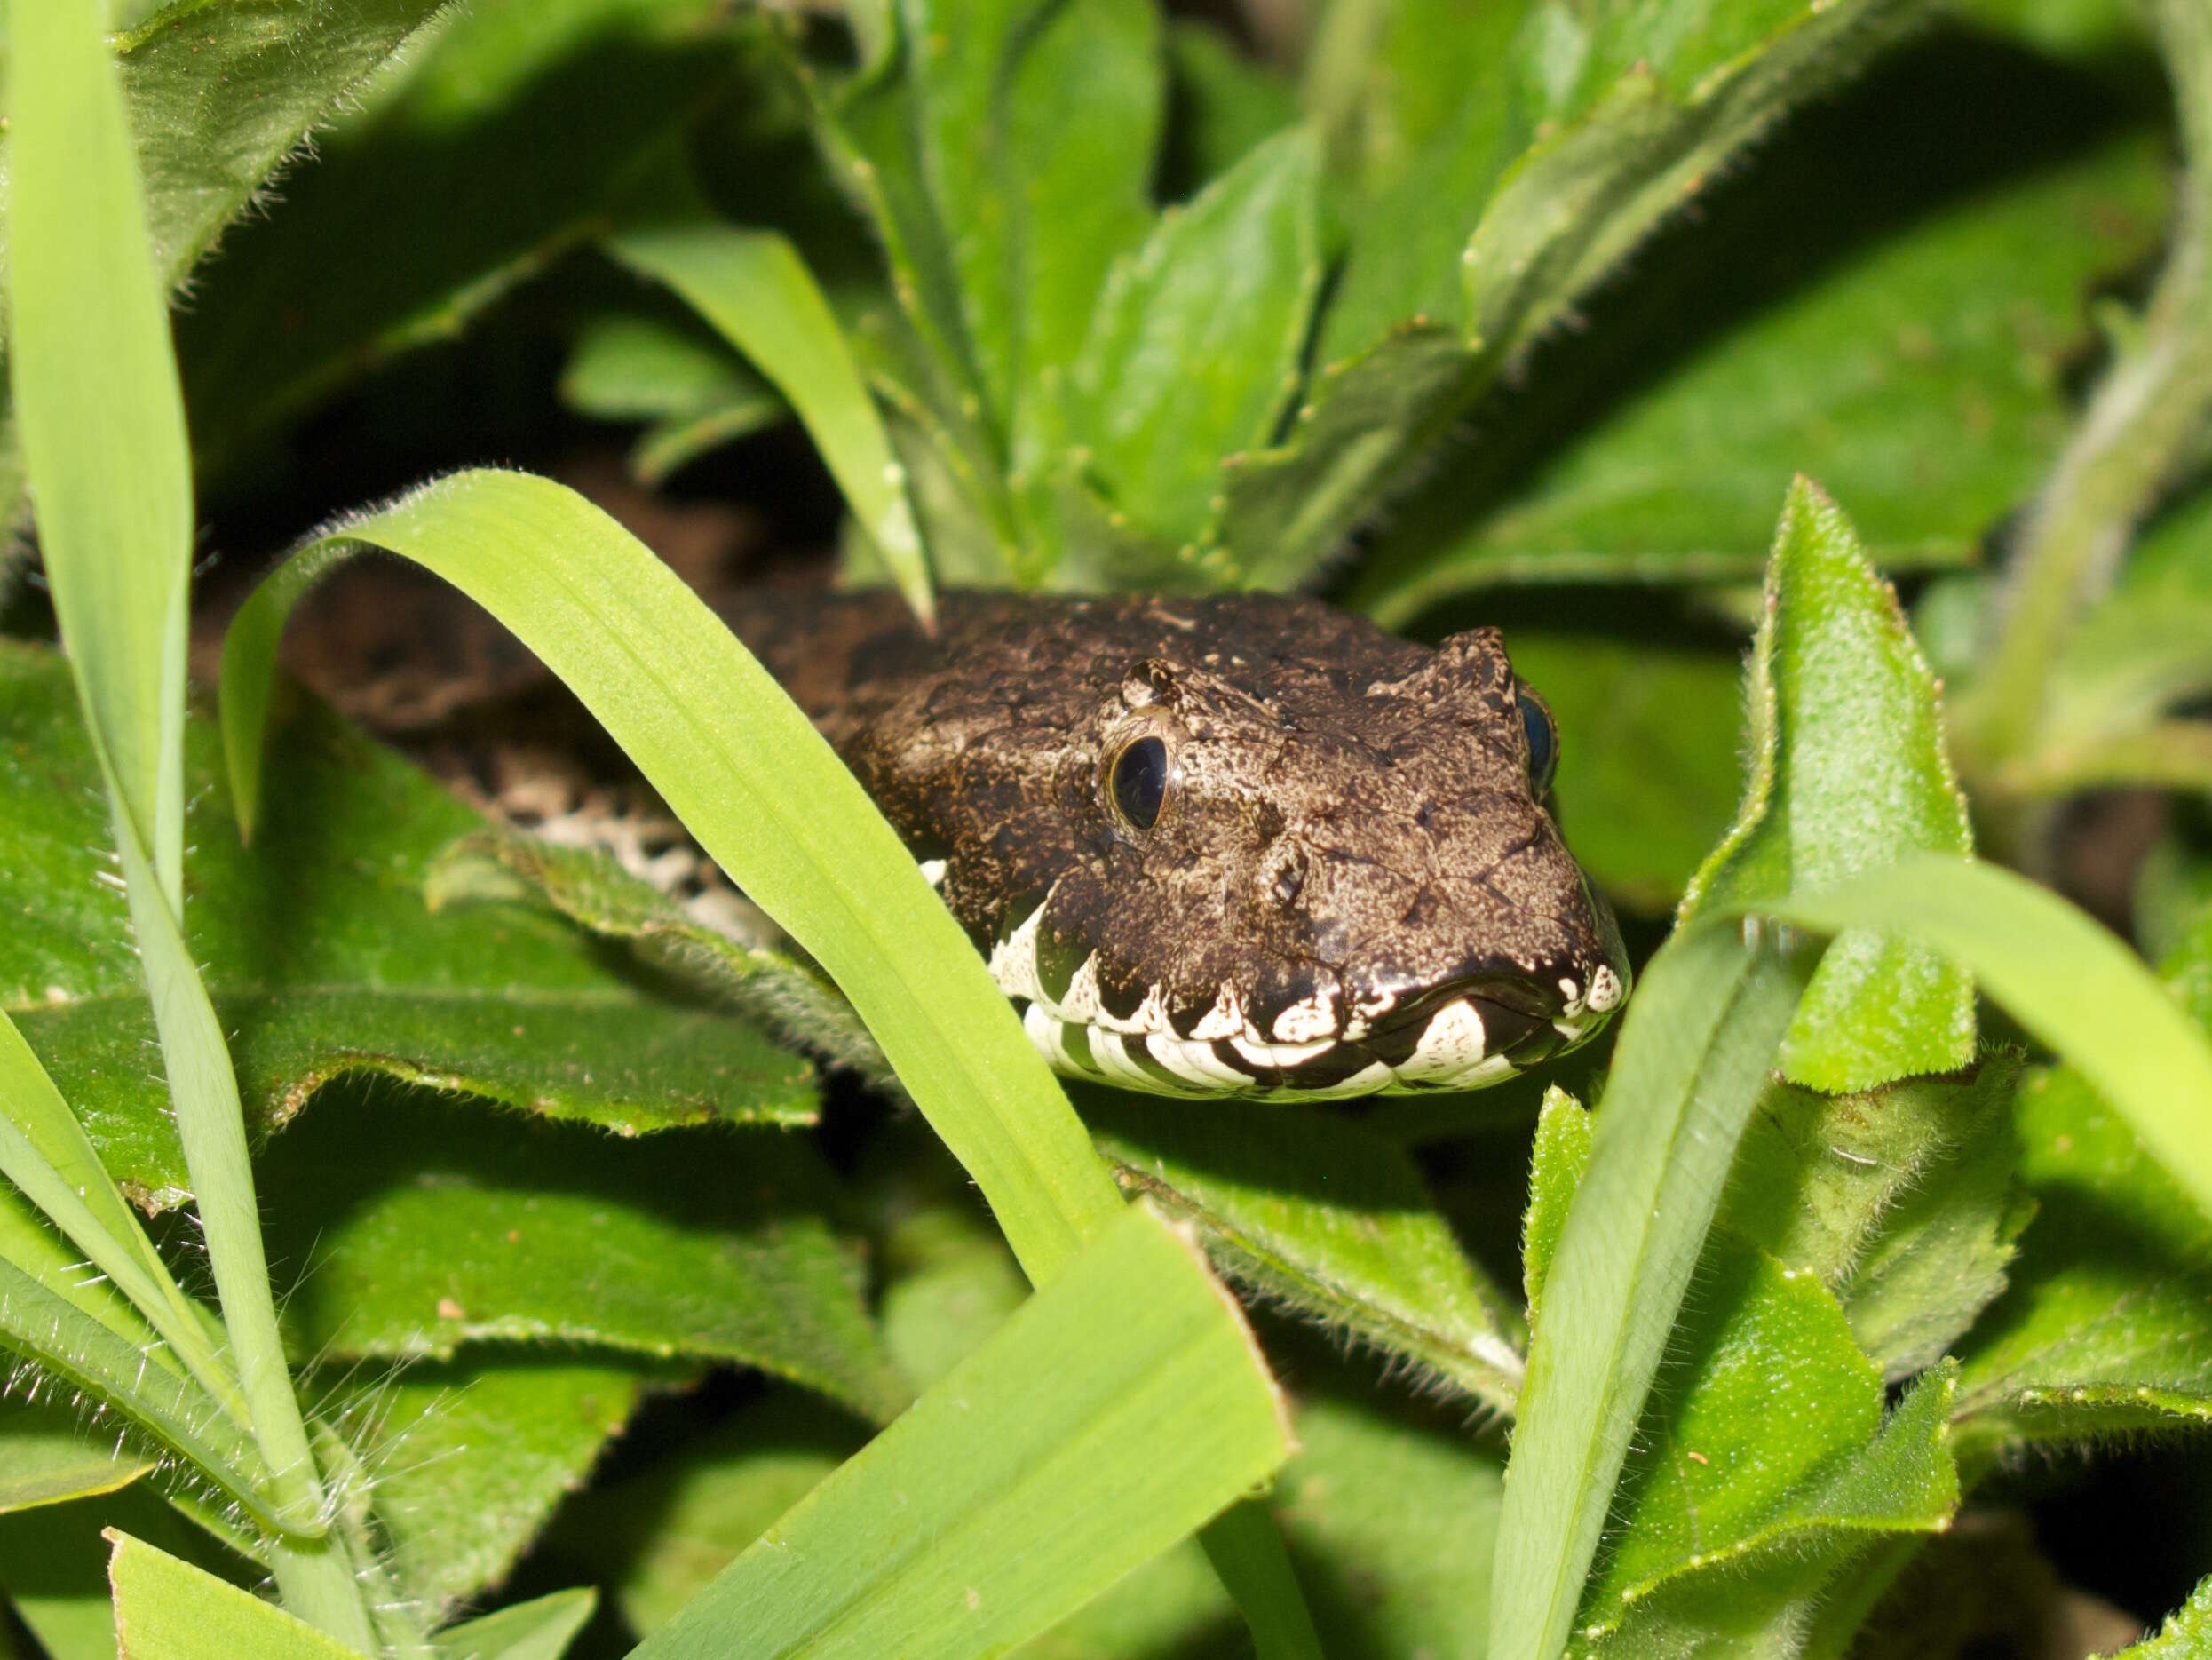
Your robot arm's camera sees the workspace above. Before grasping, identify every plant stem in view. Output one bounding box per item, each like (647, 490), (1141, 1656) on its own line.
(1961, 0), (2212, 771)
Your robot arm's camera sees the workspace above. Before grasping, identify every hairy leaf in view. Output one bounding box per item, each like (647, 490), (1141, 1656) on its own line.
(1682, 478), (1975, 1089)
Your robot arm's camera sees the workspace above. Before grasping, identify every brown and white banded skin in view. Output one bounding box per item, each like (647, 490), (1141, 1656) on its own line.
(720, 587), (1629, 1100)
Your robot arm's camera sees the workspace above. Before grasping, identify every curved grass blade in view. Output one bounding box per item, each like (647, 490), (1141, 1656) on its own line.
(222, 469), (1116, 1285)
(1765, 855), (2212, 1223)
(630, 1202), (1291, 1659)
(1487, 925), (1799, 1660)
(609, 223), (933, 627)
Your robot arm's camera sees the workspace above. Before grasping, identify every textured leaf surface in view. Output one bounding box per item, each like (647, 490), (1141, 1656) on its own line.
(1223, 0), (1912, 586)
(0, 643), (814, 1211)
(1091, 1091), (1526, 1413)
(1354, 126), (2169, 616)
(630, 1203), (1291, 1659)
(175, 0), (747, 474)
(1681, 479), (1975, 1089)
(1953, 905), (2212, 1462)
(1723, 1062), (2032, 1379)
(1065, 127), (1320, 550)
(329, 1355), (654, 1617)
(0, 1483), (250, 1660)
(426, 831), (891, 1089)
(1593, 1243), (1956, 1640)
(2114, 1577), (2212, 1658)
(260, 1084), (907, 1422)
(1526, 1100), (1959, 1651)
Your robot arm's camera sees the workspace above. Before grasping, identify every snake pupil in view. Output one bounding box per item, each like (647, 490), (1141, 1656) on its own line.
(1112, 735), (1169, 830)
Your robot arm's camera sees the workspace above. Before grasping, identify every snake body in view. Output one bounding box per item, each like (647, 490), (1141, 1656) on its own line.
(719, 588), (1628, 1099)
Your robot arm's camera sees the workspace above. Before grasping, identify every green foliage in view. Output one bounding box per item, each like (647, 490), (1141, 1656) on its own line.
(4, 0), (2212, 1653)
(1682, 478), (1977, 1090)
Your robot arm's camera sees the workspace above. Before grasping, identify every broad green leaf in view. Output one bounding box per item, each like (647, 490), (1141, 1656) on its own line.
(1161, 22), (1298, 193)
(107, 1529), (360, 1660)
(0, 0), (448, 536)
(1353, 126), (2171, 616)
(861, 1125), (1030, 1392)
(1582, 1356), (1957, 1653)
(1681, 478), (1975, 1090)
(99, 0), (449, 293)
(1489, 927), (1801, 1660)
(0, 645), (816, 1211)
(331, 1358), (651, 1618)
(632, 1202), (1290, 1658)
(1723, 1062), (2033, 1380)
(559, 310), (784, 483)
(219, 469), (1123, 1287)
(609, 219), (932, 623)
(1765, 862), (2212, 1227)
(1506, 624), (1748, 914)
(1064, 127), (1321, 553)
(1312, 0), (1534, 361)
(175, 0), (749, 477)
(1224, 0), (1915, 587)
(1522, 1086), (1592, 1319)
(559, 1394), (859, 1640)
(1089, 1091), (1526, 1414)
(878, 0), (1161, 438)
(426, 830), (891, 1091)
(1270, 1380), (1507, 1658)
(2113, 1577), (2212, 1657)
(0, 1399), (152, 1516)
(259, 1084), (908, 1423)
(1953, 905), (2212, 1460)
(431, 1589), (598, 1660)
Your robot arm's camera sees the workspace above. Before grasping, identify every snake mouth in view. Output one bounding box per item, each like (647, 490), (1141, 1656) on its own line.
(987, 887), (1629, 1101)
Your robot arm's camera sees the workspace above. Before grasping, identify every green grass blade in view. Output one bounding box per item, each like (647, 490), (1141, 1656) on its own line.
(107, 1529), (364, 1660)
(610, 224), (933, 627)
(221, 469), (1120, 1285)
(0, 1189), (279, 1529)
(5, 0), (193, 909)
(1488, 928), (1799, 1660)
(1766, 855), (2212, 1222)
(8, 3), (371, 1640)
(0, 1013), (247, 1432)
(630, 1202), (1292, 1658)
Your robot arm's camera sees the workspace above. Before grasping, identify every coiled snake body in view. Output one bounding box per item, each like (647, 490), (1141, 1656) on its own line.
(718, 588), (1629, 1100)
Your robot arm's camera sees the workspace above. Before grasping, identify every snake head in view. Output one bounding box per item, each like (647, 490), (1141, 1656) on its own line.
(995, 617), (1629, 1098)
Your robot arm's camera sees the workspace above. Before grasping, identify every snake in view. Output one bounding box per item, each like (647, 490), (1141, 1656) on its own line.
(705, 587), (1630, 1100)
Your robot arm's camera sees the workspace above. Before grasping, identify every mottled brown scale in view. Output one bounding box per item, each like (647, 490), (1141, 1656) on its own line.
(720, 587), (1626, 1066)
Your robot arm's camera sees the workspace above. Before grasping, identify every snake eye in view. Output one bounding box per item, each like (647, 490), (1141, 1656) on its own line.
(1517, 685), (1558, 797)
(1109, 735), (1171, 831)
